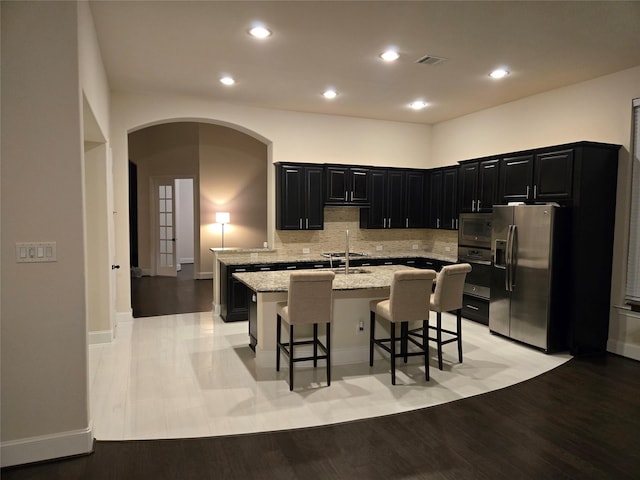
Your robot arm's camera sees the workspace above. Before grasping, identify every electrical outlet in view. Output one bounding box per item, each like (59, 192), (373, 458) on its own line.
(445, 246), (451, 252)
(376, 245), (383, 251)
(302, 248), (310, 254)
(412, 244), (419, 250)
(357, 320), (365, 333)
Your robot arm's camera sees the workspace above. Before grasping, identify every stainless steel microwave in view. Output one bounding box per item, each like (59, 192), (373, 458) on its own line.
(458, 213), (492, 248)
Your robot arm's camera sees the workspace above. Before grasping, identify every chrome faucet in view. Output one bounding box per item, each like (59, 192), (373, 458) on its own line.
(345, 230), (350, 275)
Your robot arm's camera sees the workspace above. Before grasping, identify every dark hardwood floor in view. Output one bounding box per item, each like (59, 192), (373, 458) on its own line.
(3, 353), (639, 479)
(131, 264), (213, 317)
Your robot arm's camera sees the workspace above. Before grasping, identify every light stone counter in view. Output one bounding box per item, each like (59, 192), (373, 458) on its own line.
(234, 265), (434, 368)
(233, 264), (412, 293)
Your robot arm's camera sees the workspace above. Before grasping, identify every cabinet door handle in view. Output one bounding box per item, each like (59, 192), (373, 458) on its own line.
(306, 218), (309, 229)
(350, 191), (353, 202)
(472, 200), (476, 211)
(456, 219), (459, 229)
(526, 185), (530, 199)
(406, 218), (409, 228)
(383, 218), (386, 228)
(451, 219), (455, 229)
(465, 304), (480, 311)
(345, 192), (348, 201)
(437, 218), (440, 228)
(477, 199), (481, 210)
(299, 218), (303, 229)
(388, 218), (391, 228)
(534, 185), (537, 199)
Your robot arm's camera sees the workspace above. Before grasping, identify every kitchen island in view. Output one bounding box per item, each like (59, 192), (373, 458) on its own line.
(212, 248), (455, 322)
(233, 265), (428, 368)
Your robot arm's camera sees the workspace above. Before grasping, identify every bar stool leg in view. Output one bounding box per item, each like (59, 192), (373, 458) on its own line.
(326, 322), (331, 386)
(313, 323), (318, 368)
(289, 324), (294, 391)
(390, 322), (396, 385)
(369, 311), (375, 367)
(456, 309), (463, 363)
(276, 314), (282, 372)
(423, 319), (429, 381)
(437, 312), (443, 370)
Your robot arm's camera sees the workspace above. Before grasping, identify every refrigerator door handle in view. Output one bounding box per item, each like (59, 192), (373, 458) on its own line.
(506, 224), (518, 292)
(505, 225), (512, 291)
(506, 225), (518, 292)
(510, 225), (518, 289)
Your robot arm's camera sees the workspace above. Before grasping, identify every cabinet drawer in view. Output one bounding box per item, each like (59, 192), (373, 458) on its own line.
(462, 294), (489, 325)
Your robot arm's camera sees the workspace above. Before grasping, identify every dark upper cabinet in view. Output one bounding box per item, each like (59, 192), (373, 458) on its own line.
(427, 169), (443, 229)
(405, 170), (427, 228)
(442, 167), (459, 230)
(360, 168), (425, 229)
(534, 149), (574, 201)
(500, 149), (573, 203)
(500, 154), (534, 203)
(325, 165), (369, 205)
(459, 159), (500, 212)
(428, 167), (458, 229)
(276, 163), (324, 230)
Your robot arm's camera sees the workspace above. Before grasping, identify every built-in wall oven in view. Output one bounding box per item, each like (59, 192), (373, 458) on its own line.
(458, 213), (492, 325)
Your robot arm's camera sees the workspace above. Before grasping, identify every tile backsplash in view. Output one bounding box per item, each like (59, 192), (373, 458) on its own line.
(274, 207), (457, 257)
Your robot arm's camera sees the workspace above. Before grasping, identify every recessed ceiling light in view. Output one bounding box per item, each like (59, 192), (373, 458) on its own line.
(380, 49), (399, 62)
(489, 68), (510, 79)
(409, 100), (428, 110)
(248, 25), (272, 39)
(323, 89), (338, 99)
(220, 76), (235, 86)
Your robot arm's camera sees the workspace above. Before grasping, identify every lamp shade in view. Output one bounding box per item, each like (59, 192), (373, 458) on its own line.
(216, 212), (230, 224)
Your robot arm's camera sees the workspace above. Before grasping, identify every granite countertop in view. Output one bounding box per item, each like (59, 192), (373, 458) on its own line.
(233, 264), (425, 293)
(214, 249), (456, 266)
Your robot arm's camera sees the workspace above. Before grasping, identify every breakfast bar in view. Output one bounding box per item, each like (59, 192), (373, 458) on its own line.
(234, 265), (424, 368)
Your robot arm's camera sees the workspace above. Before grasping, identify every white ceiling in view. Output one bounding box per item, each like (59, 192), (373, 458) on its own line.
(89, 1), (640, 125)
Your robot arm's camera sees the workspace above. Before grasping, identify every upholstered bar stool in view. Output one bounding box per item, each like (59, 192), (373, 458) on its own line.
(409, 263), (472, 370)
(369, 269), (437, 385)
(276, 271), (335, 391)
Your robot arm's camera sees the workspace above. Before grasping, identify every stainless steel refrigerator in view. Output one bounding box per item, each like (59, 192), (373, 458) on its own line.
(490, 204), (570, 352)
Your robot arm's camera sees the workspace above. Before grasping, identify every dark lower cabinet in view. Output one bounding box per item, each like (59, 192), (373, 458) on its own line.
(462, 294), (489, 326)
(220, 264), (253, 322)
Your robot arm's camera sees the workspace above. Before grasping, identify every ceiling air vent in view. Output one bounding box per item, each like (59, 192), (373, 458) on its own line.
(415, 55), (448, 66)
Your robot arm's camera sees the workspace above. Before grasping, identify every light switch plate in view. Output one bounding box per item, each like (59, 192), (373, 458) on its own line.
(16, 242), (57, 263)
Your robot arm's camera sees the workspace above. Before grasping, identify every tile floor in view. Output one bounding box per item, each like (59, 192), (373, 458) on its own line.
(89, 312), (570, 440)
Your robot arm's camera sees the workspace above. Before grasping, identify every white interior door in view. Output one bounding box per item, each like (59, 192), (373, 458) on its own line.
(155, 178), (177, 277)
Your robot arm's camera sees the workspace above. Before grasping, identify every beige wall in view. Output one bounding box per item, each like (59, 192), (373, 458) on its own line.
(1, 0), (94, 465)
(128, 122), (200, 273)
(431, 65), (640, 358)
(199, 123), (268, 271)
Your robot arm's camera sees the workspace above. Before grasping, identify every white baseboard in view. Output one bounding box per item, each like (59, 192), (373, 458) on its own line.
(196, 271), (213, 280)
(180, 257), (194, 264)
(608, 307), (640, 361)
(88, 329), (113, 345)
(1, 426), (93, 467)
(607, 339), (640, 361)
(117, 310), (133, 323)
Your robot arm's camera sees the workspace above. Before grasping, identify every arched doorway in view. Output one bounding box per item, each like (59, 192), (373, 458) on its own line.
(127, 121), (269, 317)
